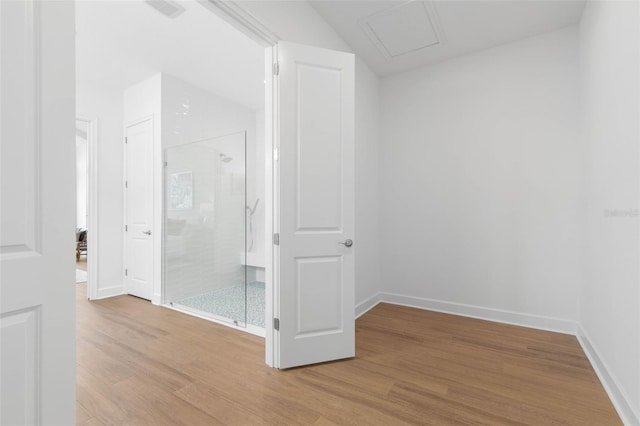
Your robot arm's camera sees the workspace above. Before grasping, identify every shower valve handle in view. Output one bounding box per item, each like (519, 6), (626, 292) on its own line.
(339, 239), (353, 248)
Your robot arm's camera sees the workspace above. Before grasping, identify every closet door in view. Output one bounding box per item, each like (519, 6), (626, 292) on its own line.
(0, 1), (76, 424)
(275, 41), (355, 368)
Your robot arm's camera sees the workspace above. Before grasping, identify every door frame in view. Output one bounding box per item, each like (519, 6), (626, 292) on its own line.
(123, 115), (157, 302)
(197, 0), (280, 367)
(77, 116), (99, 300)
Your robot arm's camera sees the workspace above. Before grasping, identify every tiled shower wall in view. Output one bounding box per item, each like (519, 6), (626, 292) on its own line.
(161, 74), (258, 304)
(164, 135), (246, 304)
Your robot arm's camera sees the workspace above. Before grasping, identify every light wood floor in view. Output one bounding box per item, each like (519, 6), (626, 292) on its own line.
(76, 284), (621, 425)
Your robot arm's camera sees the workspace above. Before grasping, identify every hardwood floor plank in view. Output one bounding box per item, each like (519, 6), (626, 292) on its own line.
(77, 417), (106, 426)
(76, 367), (130, 424)
(111, 374), (220, 426)
(76, 287), (621, 425)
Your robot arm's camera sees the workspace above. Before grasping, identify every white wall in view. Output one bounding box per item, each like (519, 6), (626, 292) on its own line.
(354, 57), (382, 309)
(242, 1), (382, 309)
(161, 74), (257, 150)
(378, 27), (583, 329)
(579, 1), (640, 422)
(76, 83), (125, 298)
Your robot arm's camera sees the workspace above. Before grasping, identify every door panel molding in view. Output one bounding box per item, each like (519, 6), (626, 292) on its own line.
(0, 0), (42, 259)
(0, 306), (41, 425)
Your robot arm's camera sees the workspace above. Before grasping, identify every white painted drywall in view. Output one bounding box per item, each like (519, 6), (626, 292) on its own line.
(123, 74), (162, 124)
(76, 83), (125, 297)
(241, 1), (382, 309)
(240, 0), (352, 53)
(355, 56), (382, 306)
(579, 0), (640, 421)
(379, 27), (583, 324)
(161, 74), (257, 150)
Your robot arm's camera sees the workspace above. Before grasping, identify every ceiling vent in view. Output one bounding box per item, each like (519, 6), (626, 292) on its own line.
(145, 0), (186, 19)
(360, 1), (444, 60)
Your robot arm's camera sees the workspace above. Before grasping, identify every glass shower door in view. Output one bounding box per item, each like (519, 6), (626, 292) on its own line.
(163, 131), (247, 327)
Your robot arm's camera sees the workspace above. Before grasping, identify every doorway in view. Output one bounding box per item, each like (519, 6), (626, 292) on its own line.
(76, 0), (268, 333)
(76, 0), (356, 369)
(75, 116), (97, 297)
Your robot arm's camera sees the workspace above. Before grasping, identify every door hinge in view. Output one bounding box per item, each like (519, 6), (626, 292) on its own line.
(164, 161), (168, 167)
(273, 62), (279, 76)
(125, 225), (128, 232)
(125, 269), (128, 277)
(273, 318), (280, 331)
(125, 180), (128, 189)
(273, 233), (279, 245)
(125, 137), (128, 144)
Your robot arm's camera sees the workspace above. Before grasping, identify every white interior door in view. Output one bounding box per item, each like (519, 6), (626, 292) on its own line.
(124, 118), (154, 300)
(276, 42), (355, 368)
(0, 1), (76, 424)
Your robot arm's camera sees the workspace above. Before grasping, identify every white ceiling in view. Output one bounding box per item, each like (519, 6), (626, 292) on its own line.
(76, 0), (264, 110)
(309, 0), (586, 77)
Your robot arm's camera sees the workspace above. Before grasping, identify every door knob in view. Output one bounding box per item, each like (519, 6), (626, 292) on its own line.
(143, 230), (152, 235)
(339, 239), (353, 248)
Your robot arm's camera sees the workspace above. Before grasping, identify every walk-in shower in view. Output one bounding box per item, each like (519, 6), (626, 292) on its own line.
(163, 131), (264, 334)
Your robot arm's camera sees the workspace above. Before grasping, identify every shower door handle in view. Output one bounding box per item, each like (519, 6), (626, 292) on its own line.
(142, 230), (152, 236)
(339, 239), (353, 248)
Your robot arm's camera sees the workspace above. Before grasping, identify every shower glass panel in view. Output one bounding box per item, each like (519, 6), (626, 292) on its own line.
(163, 131), (247, 327)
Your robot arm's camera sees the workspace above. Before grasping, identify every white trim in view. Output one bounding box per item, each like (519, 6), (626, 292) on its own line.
(356, 295), (635, 423)
(123, 115), (157, 302)
(355, 292), (382, 319)
(379, 292), (578, 335)
(577, 327), (640, 426)
(95, 285), (124, 300)
(196, 0), (280, 47)
(264, 46), (276, 367)
(152, 107), (163, 306)
(271, 43), (281, 368)
(76, 116), (99, 300)
(357, 293), (579, 335)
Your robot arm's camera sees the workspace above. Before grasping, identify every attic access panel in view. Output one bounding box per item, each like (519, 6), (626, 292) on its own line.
(361, 1), (443, 59)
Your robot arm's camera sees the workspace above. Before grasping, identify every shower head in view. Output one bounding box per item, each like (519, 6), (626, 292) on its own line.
(219, 153), (233, 163)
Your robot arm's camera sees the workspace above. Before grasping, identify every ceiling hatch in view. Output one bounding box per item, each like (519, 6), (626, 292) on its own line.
(361, 1), (444, 60)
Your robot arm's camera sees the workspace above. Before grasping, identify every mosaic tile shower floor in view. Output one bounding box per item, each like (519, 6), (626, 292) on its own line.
(175, 281), (265, 328)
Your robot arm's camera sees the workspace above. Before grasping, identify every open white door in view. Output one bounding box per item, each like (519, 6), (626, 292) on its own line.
(124, 118), (154, 301)
(0, 1), (76, 424)
(275, 42), (355, 368)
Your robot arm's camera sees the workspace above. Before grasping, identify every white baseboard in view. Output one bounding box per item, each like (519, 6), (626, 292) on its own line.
(151, 293), (161, 305)
(355, 292), (382, 319)
(355, 292), (636, 424)
(94, 285), (124, 300)
(380, 292), (578, 335)
(577, 327), (640, 426)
